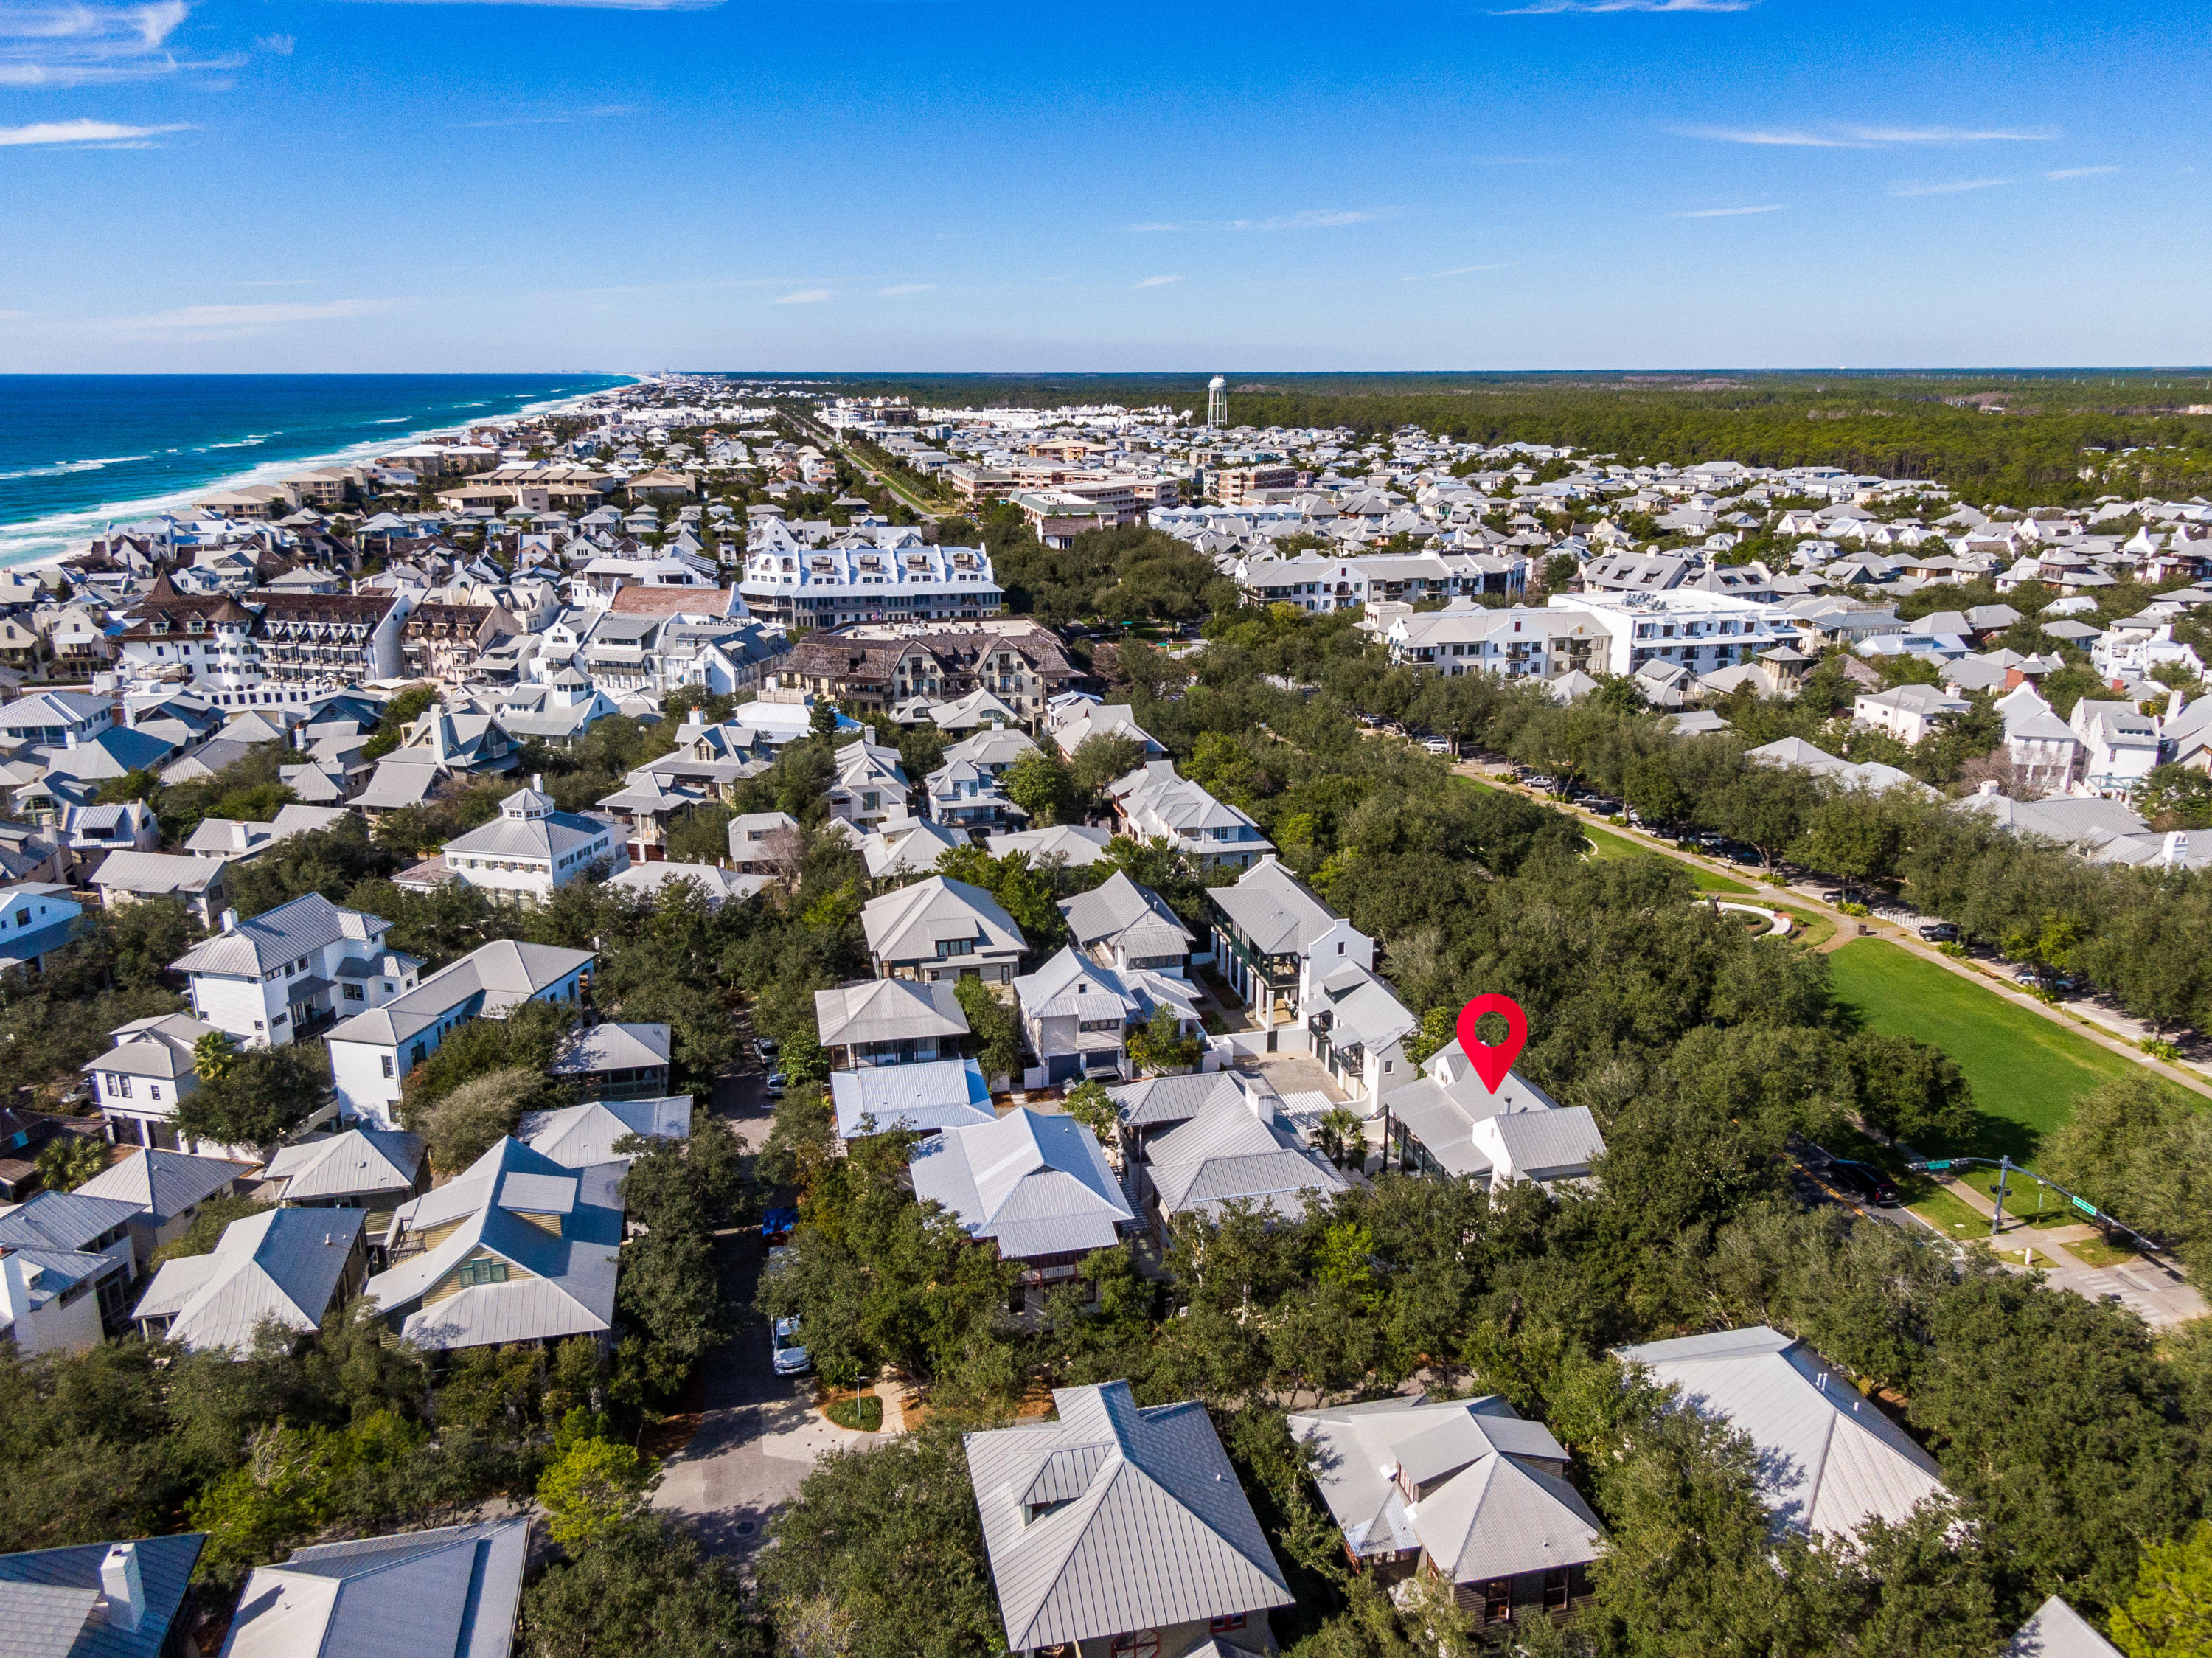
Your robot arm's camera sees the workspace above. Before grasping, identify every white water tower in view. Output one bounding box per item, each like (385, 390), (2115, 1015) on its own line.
(1207, 375), (1227, 429)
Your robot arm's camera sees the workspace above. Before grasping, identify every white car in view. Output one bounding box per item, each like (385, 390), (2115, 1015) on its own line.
(772, 1315), (811, 1376)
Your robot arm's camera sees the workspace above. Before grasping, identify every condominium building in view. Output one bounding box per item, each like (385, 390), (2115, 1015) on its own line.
(738, 542), (1004, 630)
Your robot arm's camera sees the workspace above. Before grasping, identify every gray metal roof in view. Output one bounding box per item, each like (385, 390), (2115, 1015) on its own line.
(2005, 1595), (2122, 1658)
(365, 1138), (621, 1351)
(0, 1189), (139, 1253)
(909, 1108), (1131, 1261)
(72, 1148), (251, 1224)
(830, 1058), (994, 1140)
(0, 1533), (206, 1658)
(1610, 1325), (1947, 1539)
(1480, 1106), (1607, 1184)
(130, 1207), (364, 1354)
(1105, 1071), (1261, 1131)
(262, 1129), (424, 1202)
(222, 1518), (529, 1658)
(813, 978), (969, 1049)
(170, 892), (386, 979)
(860, 875), (1025, 964)
(516, 1097), (692, 1168)
(1144, 1090), (1346, 1221)
(1059, 871), (1192, 959)
(964, 1381), (1294, 1651)
(546, 1021), (670, 1076)
(324, 939), (593, 1050)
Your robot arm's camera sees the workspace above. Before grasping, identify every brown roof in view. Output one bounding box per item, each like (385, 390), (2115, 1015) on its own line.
(256, 594), (399, 624)
(608, 586), (738, 618)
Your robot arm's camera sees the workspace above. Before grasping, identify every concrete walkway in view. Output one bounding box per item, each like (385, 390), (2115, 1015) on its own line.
(1927, 1168), (2208, 1328)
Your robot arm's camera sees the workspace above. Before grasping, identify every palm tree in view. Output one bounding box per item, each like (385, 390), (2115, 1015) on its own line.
(192, 1030), (235, 1083)
(35, 1134), (109, 1192)
(1317, 1106), (1367, 1170)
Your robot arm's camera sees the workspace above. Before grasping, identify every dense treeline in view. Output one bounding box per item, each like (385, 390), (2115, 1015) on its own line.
(787, 371), (2212, 505)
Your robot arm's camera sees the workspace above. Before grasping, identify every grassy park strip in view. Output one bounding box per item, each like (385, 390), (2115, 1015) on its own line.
(1826, 937), (2155, 1154)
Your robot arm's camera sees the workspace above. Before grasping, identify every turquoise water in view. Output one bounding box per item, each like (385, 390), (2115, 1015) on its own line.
(0, 373), (631, 569)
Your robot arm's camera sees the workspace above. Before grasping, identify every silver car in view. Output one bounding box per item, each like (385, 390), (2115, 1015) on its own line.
(772, 1315), (810, 1376)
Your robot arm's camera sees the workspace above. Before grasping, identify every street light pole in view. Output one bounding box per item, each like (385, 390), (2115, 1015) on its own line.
(1991, 1155), (2010, 1241)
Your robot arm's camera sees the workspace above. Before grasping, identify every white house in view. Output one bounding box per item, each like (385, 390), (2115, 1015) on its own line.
(2070, 699), (2162, 799)
(1387, 603), (1609, 683)
(439, 779), (627, 905)
(860, 875), (1027, 985)
(323, 939), (594, 1128)
(1852, 684), (1970, 746)
(0, 881), (83, 975)
(1207, 858), (1374, 1032)
(1109, 761), (1273, 870)
(1550, 589), (1793, 679)
(169, 894), (422, 1050)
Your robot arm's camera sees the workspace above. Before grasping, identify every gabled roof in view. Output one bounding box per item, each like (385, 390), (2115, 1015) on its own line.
(516, 1096), (692, 1168)
(909, 1108), (1131, 1260)
(860, 875), (1026, 964)
(1144, 1088), (1347, 1221)
(1208, 860), (1340, 955)
(324, 939), (593, 1050)
(131, 1207), (364, 1354)
(220, 1518), (529, 1658)
(170, 892), (386, 979)
(830, 1057), (995, 1139)
(88, 850), (226, 899)
(985, 824), (1113, 867)
(1104, 1070), (1262, 1132)
(964, 1381), (1294, 1652)
(72, 1148), (251, 1224)
(2004, 1594), (2121, 1658)
(262, 1129), (423, 1202)
(363, 1136), (622, 1350)
(1610, 1325), (1947, 1539)
(0, 1188), (140, 1253)
(1289, 1395), (1601, 1581)
(1059, 870), (1192, 958)
(0, 1533), (206, 1658)
(814, 977), (969, 1049)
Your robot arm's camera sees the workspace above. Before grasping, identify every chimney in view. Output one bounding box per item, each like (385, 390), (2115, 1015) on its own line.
(220, 906), (239, 932)
(1976, 780), (2001, 797)
(863, 724), (875, 744)
(230, 820), (250, 850)
(532, 772), (543, 791)
(100, 1543), (144, 1633)
(2166, 831), (2188, 867)
(688, 706), (704, 726)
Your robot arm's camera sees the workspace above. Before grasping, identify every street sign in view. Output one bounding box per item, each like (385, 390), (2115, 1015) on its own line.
(1924, 1159), (1952, 1171)
(2072, 1196), (2098, 1217)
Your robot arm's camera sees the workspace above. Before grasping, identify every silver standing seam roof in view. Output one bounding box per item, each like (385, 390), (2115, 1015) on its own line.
(1610, 1325), (1947, 1539)
(1206, 859), (1340, 955)
(909, 1107), (1132, 1260)
(813, 977), (970, 1049)
(72, 1148), (252, 1224)
(516, 1096), (692, 1168)
(324, 938), (594, 1050)
(130, 1207), (365, 1355)
(1060, 870), (1194, 959)
(2003, 1594), (2122, 1658)
(220, 1517), (530, 1658)
(169, 891), (387, 979)
(262, 1128), (424, 1203)
(1144, 1088), (1348, 1221)
(964, 1381), (1295, 1652)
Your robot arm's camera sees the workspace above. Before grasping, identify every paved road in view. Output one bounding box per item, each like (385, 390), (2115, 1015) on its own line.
(651, 1047), (879, 1564)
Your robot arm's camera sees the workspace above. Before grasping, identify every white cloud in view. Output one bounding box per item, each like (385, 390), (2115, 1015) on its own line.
(1123, 208), (1396, 233)
(255, 32), (294, 53)
(1671, 203), (1786, 217)
(0, 1), (240, 87)
(1495, 0), (1753, 12)
(110, 298), (402, 330)
(2047, 165), (2118, 180)
(1135, 274), (1182, 288)
(1677, 125), (1863, 148)
(773, 288), (831, 304)
(1841, 124), (2056, 144)
(1888, 177), (2010, 197)
(1406, 260), (1520, 280)
(0, 118), (190, 145)
(877, 284), (934, 296)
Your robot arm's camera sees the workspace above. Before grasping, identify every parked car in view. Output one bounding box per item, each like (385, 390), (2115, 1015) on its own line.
(1526, 774), (1559, 792)
(1824, 1157), (1900, 1207)
(751, 1037), (779, 1064)
(772, 1316), (811, 1377)
(1919, 922), (1961, 943)
(761, 1206), (798, 1246)
(765, 1072), (788, 1097)
(1421, 736), (1453, 755)
(1820, 889), (1849, 906)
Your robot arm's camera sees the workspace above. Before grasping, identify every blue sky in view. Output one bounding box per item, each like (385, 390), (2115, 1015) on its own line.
(0, 0), (2202, 372)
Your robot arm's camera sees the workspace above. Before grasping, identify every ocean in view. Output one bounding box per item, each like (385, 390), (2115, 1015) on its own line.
(0, 373), (633, 571)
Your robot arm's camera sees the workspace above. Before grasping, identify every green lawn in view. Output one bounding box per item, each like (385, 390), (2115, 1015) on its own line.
(1826, 938), (2152, 1159)
(1577, 823), (1759, 894)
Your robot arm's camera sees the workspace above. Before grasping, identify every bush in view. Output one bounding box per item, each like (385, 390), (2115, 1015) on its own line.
(535, 1432), (659, 1550)
(824, 1392), (883, 1432)
(422, 1066), (555, 1176)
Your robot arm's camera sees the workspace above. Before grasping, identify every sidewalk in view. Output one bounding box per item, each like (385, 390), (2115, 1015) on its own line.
(1927, 1169), (2207, 1327)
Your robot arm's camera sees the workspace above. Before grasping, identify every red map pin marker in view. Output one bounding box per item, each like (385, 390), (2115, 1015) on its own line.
(1455, 994), (1528, 1095)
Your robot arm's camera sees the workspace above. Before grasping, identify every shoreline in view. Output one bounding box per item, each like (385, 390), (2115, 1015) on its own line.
(0, 375), (645, 576)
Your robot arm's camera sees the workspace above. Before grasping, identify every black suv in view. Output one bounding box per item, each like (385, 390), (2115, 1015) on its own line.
(1824, 1157), (1901, 1207)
